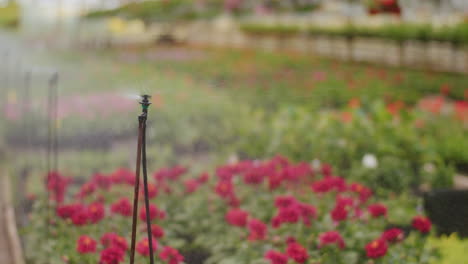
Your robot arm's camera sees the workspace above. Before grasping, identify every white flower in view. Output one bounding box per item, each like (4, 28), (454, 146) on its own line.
(311, 159), (321, 170)
(362, 154), (378, 169)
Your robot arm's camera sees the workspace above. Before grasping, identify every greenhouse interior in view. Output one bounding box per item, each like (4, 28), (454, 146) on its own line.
(0, 0), (468, 263)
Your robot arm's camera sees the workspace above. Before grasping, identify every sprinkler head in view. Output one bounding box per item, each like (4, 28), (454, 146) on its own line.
(140, 95), (152, 111)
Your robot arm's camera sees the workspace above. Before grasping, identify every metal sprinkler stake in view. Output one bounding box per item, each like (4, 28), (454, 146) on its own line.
(130, 95), (155, 264)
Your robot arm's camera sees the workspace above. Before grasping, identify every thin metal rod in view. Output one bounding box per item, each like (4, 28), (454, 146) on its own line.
(52, 74), (59, 174)
(141, 119), (155, 264)
(129, 119), (143, 264)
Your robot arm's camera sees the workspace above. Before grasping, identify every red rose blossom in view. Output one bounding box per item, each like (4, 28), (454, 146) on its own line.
(136, 238), (158, 257)
(286, 242), (308, 263)
(265, 250), (288, 264)
(225, 208), (249, 227)
(412, 216), (432, 233)
(248, 218), (267, 241)
(88, 202), (105, 224)
(71, 209), (89, 226)
(381, 228), (404, 243)
(139, 204), (166, 222)
(56, 203), (84, 219)
(318, 231), (345, 249)
(365, 239), (388, 259)
(111, 197), (133, 217)
(160, 246), (184, 264)
(100, 246), (125, 264)
(76, 235), (97, 254)
(151, 224), (165, 239)
(184, 179), (200, 193)
(367, 203), (387, 218)
(330, 204), (348, 222)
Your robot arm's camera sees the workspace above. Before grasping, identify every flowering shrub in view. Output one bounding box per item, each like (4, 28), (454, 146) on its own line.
(26, 156), (437, 264)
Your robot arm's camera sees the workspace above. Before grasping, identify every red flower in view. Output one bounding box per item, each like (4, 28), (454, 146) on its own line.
(91, 173), (112, 190)
(71, 208), (89, 226)
(184, 179), (200, 194)
(100, 246), (125, 264)
(88, 202), (105, 224)
(101, 232), (118, 247)
(111, 198), (133, 217)
(215, 181), (234, 198)
(265, 250), (288, 264)
(330, 204), (348, 222)
(286, 242), (308, 264)
(225, 208), (249, 227)
(274, 195), (298, 208)
(454, 100), (468, 122)
(101, 233), (128, 251)
(76, 235), (97, 254)
(321, 163), (332, 176)
(111, 168), (135, 185)
(318, 231), (345, 249)
(298, 203), (317, 226)
(139, 204), (166, 222)
(273, 205), (301, 227)
(151, 224), (165, 239)
(46, 171), (70, 204)
(76, 182), (96, 199)
(136, 238), (158, 257)
(160, 246), (184, 264)
(248, 218), (267, 241)
(381, 228), (404, 243)
(367, 203), (387, 218)
(56, 203), (84, 219)
(197, 172), (210, 184)
(365, 239), (388, 259)
(349, 183), (372, 203)
(412, 216), (432, 233)
(311, 176), (346, 193)
(140, 183), (158, 199)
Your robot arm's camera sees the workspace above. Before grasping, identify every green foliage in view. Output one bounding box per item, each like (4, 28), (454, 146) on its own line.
(84, 0), (223, 22)
(242, 22), (468, 45)
(429, 234), (468, 264)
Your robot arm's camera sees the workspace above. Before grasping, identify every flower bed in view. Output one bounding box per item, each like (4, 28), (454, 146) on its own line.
(26, 157), (436, 263)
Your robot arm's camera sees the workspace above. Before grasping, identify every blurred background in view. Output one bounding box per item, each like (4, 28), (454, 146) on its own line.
(0, 0), (468, 263)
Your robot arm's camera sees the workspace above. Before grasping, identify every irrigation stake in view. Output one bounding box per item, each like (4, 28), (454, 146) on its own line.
(129, 95), (154, 264)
